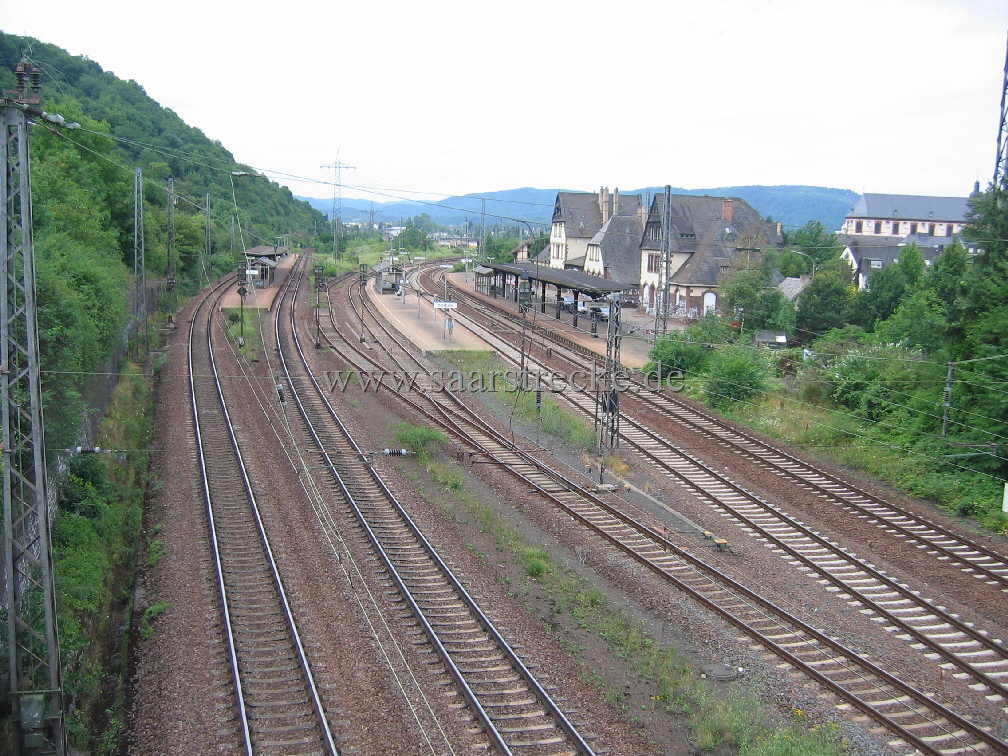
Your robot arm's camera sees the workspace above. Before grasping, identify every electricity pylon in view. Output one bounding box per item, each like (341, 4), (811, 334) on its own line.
(2, 63), (67, 756)
(320, 153), (355, 260)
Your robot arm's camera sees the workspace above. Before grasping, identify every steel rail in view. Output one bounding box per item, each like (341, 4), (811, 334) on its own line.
(188, 275), (252, 756)
(361, 267), (1008, 755)
(426, 273), (1008, 710)
(190, 272), (339, 756)
(285, 260), (595, 755)
(432, 268), (1008, 592)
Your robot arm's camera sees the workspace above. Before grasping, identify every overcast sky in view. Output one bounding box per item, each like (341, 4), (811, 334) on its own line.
(4, 0), (1008, 205)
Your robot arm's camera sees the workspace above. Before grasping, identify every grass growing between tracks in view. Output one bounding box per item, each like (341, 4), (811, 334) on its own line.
(438, 350), (596, 448)
(223, 306), (266, 361)
(400, 422), (847, 755)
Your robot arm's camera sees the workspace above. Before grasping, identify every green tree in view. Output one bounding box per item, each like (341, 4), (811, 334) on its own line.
(775, 248), (811, 277)
(647, 334), (711, 378)
(849, 245), (925, 330)
(874, 288), (947, 354)
(703, 348), (768, 409)
(793, 219), (842, 265)
(925, 241), (968, 331)
(795, 271), (852, 340)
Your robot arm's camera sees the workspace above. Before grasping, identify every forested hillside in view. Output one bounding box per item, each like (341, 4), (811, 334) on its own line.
(0, 32), (328, 447)
(0, 33), (332, 753)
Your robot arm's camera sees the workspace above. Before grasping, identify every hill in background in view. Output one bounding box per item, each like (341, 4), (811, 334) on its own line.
(301, 185), (861, 232)
(0, 31), (326, 247)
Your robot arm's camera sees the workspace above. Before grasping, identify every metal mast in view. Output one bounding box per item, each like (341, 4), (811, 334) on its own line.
(2, 65), (66, 756)
(995, 31), (1008, 191)
(133, 168), (148, 362)
(203, 192), (211, 285)
(655, 185), (673, 339)
(599, 293), (622, 451)
(480, 198), (486, 263)
(320, 154), (354, 260)
(165, 176), (176, 291)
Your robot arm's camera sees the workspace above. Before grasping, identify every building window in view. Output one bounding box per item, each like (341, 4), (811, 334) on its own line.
(947, 225), (954, 237)
(891, 221), (901, 234)
(855, 220), (863, 233)
(869, 259), (883, 269)
(647, 253), (660, 274)
(874, 221), (882, 234)
(909, 222), (917, 235)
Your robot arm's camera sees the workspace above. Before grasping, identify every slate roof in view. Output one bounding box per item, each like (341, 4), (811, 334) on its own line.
(552, 190), (642, 240)
(838, 234), (953, 264)
(589, 214), (644, 285)
(846, 193), (968, 222)
(642, 193), (782, 287)
(777, 276), (811, 302)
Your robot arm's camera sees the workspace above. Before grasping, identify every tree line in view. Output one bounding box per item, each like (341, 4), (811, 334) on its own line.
(650, 200), (1008, 530)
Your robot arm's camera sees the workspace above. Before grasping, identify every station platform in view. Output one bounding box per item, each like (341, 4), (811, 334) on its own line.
(444, 270), (680, 370)
(219, 253), (298, 310)
(365, 276), (489, 353)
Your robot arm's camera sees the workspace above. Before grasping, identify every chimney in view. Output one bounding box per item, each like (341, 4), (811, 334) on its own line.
(612, 187), (620, 218)
(722, 198), (734, 224)
(599, 186), (610, 225)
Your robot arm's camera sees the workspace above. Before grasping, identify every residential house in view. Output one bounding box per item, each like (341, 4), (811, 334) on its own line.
(583, 213), (644, 304)
(838, 191), (978, 288)
(638, 194), (782, 317)
(548, 187), (643, 270)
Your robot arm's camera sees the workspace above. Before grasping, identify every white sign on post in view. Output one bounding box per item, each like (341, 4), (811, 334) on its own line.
(433, 301), (458, 309)
(246, 269), (258, 278)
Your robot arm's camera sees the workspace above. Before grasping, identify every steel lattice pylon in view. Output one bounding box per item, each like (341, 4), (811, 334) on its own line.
(134, 167), (148, 362)
(599, 293), (622, 451)
(166, 176), (176, 291)
(995, 32), (1008, 191)
(655, 185), (673, 340)
(2, 102), (65, 755)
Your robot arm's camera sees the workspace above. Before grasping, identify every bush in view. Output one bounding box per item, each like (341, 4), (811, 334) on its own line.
(647, 334), (711, 378)
(703, 349), (768, 409)
(392, 423), (447, 458)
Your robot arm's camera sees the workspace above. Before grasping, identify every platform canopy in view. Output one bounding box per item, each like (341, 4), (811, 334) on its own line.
(482, 261), (626, 298)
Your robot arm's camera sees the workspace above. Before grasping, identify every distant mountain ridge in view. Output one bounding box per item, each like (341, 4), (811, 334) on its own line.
(299, 185), (861, 232)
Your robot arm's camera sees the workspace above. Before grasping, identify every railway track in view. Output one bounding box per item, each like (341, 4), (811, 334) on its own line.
(278, 261), (596, 756)
(188, 277), (338, 756)
(328, 270), (1008, 755)
(423, 268), (1008, 712)
(428, 266), (1008, 597)
(414, 266), (1008, 682)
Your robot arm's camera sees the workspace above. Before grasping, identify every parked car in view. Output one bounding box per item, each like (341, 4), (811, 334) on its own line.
(560, 295), (575, 313)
